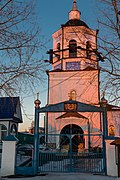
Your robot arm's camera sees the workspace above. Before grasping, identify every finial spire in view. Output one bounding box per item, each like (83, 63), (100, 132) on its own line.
(72, 0), (78, 11)
(37, 92), (39, 99)
(34, 92), (41, 108)
(69, 0), (81, 20)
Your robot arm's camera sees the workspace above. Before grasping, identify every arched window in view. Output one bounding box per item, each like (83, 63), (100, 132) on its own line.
(10, 124), (17, 135)
(69, 40), (77, 57)
(56, 43), (60, 60)
(86, 41), (92, 58)
(0, 124), (7, 142)
(57, 43), (60, 51)
(60, 124), (84, 152)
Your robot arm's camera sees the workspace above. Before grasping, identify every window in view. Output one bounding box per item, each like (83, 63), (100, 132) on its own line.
(69, 40), (77, 57)
(56, 43), (60, 60)
(57, 43), (60, 51)
(66, 62), (80, 70)
(0, 124), (7, 142)
(86, 41), (92, 58)
(10, 124), (17, 135)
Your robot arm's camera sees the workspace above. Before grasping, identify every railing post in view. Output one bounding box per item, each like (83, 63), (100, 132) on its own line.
(69, 124), (72, 172)
(88, 120), (91, 152)
(33, 97), (41, 175)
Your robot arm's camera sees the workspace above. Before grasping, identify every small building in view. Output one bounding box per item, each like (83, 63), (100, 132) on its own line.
(0, 97), (23, 142)
(29, 127), (45, 134)
(29, 121), (45, 134)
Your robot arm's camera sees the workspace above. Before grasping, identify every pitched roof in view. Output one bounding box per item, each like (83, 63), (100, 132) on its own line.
(110, 138), (120, 145)
(0, 97), (22, 123)
(56, 112), (88, 120)
(106, 104), (120, 111)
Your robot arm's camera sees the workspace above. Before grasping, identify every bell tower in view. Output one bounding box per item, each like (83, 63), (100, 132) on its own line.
(46, 0), (101, 149)
(47, 0), (98, 72)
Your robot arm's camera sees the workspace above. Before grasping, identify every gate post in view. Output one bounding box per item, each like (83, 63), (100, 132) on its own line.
(101, 97), (108, 175)
(87, 120), (91, 151)
(1, 135), (18, 176)
(33, 97), (41, 175)
(101, 96), (108, 138)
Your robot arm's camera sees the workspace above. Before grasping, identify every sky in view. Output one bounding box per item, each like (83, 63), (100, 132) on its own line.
(36, 0), (98, 49)
(19, 0), (99, 131)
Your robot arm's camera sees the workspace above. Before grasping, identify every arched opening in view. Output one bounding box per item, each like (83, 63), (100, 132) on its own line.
(0, 124), (7, 142)
(69, 40), (77, 57)
(60, 124), (84, 152)
(57, 43), (60, 51)
(10, 124), (17, 135)
(56, 43), (60, 60)
(86, 41), (92, 59)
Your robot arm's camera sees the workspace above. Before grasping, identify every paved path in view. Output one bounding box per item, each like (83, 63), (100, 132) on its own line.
(1, 173), (120, 180)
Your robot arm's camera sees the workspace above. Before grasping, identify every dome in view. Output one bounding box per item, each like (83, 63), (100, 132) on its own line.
(64, 19), (89, 28)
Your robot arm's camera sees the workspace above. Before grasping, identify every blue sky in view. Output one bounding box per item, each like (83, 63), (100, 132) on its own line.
(19, 0), (99, 131)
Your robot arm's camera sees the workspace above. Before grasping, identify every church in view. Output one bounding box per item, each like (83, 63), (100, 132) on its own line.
(44, 0), (120, 152)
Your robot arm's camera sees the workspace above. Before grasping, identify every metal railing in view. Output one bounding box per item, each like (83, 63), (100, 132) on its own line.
(38, 133), (104, 173)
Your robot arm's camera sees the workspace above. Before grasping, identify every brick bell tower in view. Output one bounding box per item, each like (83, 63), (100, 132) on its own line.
(46, 0), (101, 150)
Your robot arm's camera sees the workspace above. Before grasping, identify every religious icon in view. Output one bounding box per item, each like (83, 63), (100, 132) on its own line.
(64, 103), (77, 111)
(68, 90), (77, 100)
(109, 125), (115, 136)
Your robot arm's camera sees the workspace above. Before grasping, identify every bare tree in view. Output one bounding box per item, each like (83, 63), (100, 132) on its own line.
(97, 0), (120, 104)
(0, 0), (47, 96)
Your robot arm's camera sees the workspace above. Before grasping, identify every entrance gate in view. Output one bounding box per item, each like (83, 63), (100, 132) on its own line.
(35, 99), (107, 174)
(15, 99), (108, 175)
(38, 133), (105, 173)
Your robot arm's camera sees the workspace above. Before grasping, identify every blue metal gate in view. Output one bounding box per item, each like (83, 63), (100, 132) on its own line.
(38, 133), (105, 173)
(16, 99), (108, 175)
(15, 133), (105, 175)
